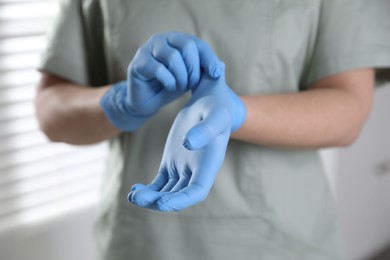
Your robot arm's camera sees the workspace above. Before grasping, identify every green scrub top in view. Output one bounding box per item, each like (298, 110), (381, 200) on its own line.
(40, 0), (390, 259)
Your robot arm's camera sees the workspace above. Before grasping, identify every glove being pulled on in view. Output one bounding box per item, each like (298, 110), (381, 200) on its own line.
(100, 32), (223, 132)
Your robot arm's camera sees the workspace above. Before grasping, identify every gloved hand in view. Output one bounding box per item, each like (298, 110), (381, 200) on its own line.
(100, 32), (223, 132)
(128, 64), (247, 211)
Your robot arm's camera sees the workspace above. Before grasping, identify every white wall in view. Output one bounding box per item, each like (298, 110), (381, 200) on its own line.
(322, 84), (390, 260)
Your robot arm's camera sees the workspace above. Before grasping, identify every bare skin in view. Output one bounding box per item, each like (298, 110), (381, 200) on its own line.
(232, 69), (374, 148)
(35, 73), (119, 144)
(35, 68), (373, 148)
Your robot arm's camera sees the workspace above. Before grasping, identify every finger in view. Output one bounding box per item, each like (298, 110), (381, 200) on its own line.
(127, 183), (147, 203)
(130, 183), (147, 192)
(167, 34), (200, 88)
(131, 50), (176, 91)
(147, 168), (169, 191)
(159, 167), (180, 192)
(183, 107), (231, 150)
(150, 40), (188, 91)
(128, 168), (170, 209)
(188, 35), (224, 79)
(156, 140), (228, 212)
(170, 165), (192, 192)
(156, 184), (208, 212)
(128, 186), (168, 209)
(130, 183), (162, 193)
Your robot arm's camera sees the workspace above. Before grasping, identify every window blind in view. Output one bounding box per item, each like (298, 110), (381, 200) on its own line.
(0, 0), (107, 232)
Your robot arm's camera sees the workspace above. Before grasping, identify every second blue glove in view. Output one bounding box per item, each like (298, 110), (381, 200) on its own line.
(100, 32), (223, 132)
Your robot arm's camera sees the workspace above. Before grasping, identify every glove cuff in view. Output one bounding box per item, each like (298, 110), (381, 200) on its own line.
(227, 87), (247, 132)
(100, 81), (152, 132)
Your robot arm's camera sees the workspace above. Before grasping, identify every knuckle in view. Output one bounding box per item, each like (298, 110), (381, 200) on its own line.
(196, 38), (207, 49)
(129, 49), (151, 77)
(168, 31), (184, 41)
(129, 63), (140, 75)
(183, 39), (197, 51)
(168, 31), (180, 37)
(181, 40), (197, 58)
(130, 64), (147, 80)
(154, 64), (166, 78)
(149, 33), (163, 43)
(166, 51), (181, 67)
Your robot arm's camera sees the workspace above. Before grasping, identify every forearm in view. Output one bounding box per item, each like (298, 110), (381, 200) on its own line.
(35, 82), (120, 145)
(231, 85), (372, 149)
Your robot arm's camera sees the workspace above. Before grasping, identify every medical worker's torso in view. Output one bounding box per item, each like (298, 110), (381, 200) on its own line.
(93, 0), (344, 259)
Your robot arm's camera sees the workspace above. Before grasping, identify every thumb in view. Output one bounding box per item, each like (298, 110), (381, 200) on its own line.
(183, 107), (230, 150)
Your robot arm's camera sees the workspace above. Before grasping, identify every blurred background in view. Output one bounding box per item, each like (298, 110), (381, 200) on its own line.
(0, 0), (389, 260)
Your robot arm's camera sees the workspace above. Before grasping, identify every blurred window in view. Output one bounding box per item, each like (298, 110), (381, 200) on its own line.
(0, 0), (106, 232)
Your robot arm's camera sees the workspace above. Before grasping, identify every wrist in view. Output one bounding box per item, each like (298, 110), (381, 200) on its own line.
(227, 87), (247, 132)
(100, 81), (152, 132)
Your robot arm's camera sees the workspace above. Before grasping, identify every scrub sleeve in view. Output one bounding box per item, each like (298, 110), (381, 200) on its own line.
(39, 0), (108, 87)
(304, 0), (390, 87)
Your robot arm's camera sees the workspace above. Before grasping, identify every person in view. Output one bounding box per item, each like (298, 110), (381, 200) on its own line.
(35, 0), (390, 259)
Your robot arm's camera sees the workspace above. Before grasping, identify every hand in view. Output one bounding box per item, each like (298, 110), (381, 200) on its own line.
(128, 65), (247, 211)
(100, 32), (223, 132)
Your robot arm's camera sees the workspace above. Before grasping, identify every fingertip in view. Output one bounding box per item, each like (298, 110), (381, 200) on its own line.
(128, 184), (146, 202)
(127, 190), (136, 203)
(182, 137), (196, 151)
(183, 129), (204, 150)
(128, 189), (148, 207)
(128, 184), (144, 202)
(129, 186), (170, 209)
(130, 183), (146, 192)
(209, 61), (224, 79)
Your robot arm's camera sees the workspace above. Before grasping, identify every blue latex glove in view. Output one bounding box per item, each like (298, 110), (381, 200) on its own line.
(128, 65), (247, 211)
(100, 32), (223, 132)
